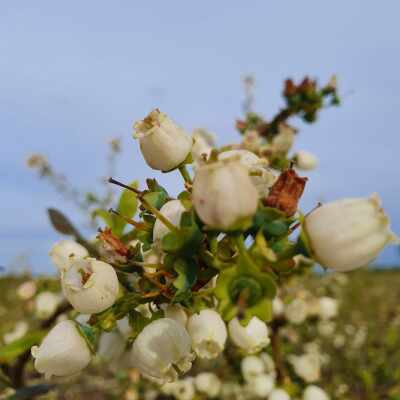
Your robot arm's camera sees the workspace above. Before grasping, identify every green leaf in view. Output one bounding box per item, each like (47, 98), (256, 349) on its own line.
(177, 191), (192, 210)
(143, 191), (168, 210)
(92, 208), (114, 228)
(162, 232), (185, 253)
(161, 211), (203, 256)
(113, 181), (138, 236)
(76, 323), (97, 354)
(264, 220), (290, 237)
(172, 258), (197, 302)
(270, 238), (296, 259)
(0, 331), (45, 363)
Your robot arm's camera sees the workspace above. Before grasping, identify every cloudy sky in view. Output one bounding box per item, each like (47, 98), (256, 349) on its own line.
(1, 1), (399, 274)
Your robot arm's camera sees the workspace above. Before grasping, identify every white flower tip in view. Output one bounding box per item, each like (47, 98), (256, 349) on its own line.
(195, 339), (223, 359)
(133, 109), (164, 138)
(369, 192), (381, 207)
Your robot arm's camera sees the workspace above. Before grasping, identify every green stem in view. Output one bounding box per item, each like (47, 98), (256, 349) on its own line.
(233, 234), (247, 255)
(178, 164), (192, 185)
(233, 234), (258, 273)
(140, 199), (179, 234)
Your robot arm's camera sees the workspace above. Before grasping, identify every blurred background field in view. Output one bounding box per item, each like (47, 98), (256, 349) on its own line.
(1, 269), (399, 400)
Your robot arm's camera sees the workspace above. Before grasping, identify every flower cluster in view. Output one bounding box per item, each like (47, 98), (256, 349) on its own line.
(29, 79), (398, 395)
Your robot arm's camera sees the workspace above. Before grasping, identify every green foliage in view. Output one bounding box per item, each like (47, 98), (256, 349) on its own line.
(0, 331), (45, 363)
(172, 258), (197, 302)
(215, 236), (277, 324)
(93, 181), (138, 236)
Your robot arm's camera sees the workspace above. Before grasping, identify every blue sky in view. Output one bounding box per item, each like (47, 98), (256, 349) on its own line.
(1, 1), (399, 274)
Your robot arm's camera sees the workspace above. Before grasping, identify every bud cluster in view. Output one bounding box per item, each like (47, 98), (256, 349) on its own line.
(30, 79), (398, 393)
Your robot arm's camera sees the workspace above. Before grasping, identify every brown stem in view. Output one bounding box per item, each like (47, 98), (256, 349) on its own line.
(270, 317), (288, 386)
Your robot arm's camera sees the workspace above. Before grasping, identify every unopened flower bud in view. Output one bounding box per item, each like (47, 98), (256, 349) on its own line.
(247, 373), (275, 397)
(304, 194), (399, 271)
(133, 109), (192, 172)
(187, 309), (227, 359)
(228, 317), (270, 354)
(49, 240), (89, 272)
(288, 353), (321, 383)
(317, 297), (338, 320)
(294, 150), (318, 170)
(284, 298), (308, 324)
(303, 385), (330, 400)
(31, 320), (91, 378)
(193, 160), (258, 231)
(61, 258), (119, 314)
(153, 200), (186, 242)
(17, 280), (37, 300)
(218, 150), (276, 197)
(195, 372), (221, 398)
(131, 318), (194, 383)
(241, 355), (265, 382)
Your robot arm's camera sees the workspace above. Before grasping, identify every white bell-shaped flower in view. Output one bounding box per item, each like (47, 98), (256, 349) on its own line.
(31, 320), (91, 378)
(171, 378), (196, 400)
(133, 109), (192, 172)
(187, 309), (227, 359)
(260, 352), (275, 374)
(35, 291), (62, 319)
(61, 258), (119, 314)
(195, 372), (222, 398)
(228, 317), (270, 354)
(191, 128), (214, 165)
(284, 298), (308, 324)
(304, 194), (399, 271)
(162, 378), (195, 400)
(218, 149), (276, 197)
(131, 318), (194, 383)
(317, 297), (338, 320)
(288, 353), (321, 383)
(294, 150), (318, 170)
(303, 385), (330, 400)
(241, 355), (265, 382)
(192, 159), (258, 231)
(153, 200), (186, 242)
(247, 373), (275, 397)
(49, 240), (89, 272)
(317, 321), (336, 337)
(269, 388), (291, 400)
(17, 280), (37, 300)
(163, 304), (188, 327)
